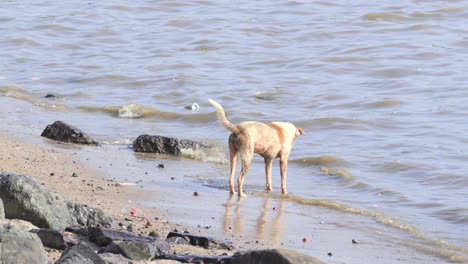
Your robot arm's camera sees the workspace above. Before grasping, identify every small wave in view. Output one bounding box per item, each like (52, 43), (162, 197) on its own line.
(362, 13), (409, 21)
(320, 167), (355, 181)
(181, 146), (227, 164)
(365, 99), (402, 109)
(101, 139), (134, 146)
(291, 156), (350, 166)
(0, 85), (68, 110)
(254, 90), (287, 101)
(378, 161), (421, 173)
(79, 103), (180, 119)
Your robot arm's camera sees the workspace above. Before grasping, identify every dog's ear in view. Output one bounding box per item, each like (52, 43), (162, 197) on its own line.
(296, 128), (305, 136)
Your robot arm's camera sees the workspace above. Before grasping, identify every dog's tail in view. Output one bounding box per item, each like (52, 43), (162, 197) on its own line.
(208, 99), (240, 134)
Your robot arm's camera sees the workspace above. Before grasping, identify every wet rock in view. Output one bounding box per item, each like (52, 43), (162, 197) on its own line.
(231, 249), (325, 264)
(0, 173), (113, 230)
(0, 198), (4, 220)
(56, 242), (106, 264)
(102, 239), (171, 261)
(30, 228), (77, 250)
(133, 134), (208, 155)
(160, 253), (230, 264)
(0, 226), (48, 264)
(88, 226), (157, 247)
(41, 120), (100, 146)
(167, 231), (233, 250)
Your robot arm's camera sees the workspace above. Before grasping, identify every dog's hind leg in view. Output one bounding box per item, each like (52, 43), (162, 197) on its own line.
(228, 138), (238, 195)
(238, 151), (253, 197)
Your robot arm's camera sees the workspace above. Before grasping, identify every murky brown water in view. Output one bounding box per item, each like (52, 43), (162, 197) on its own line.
(1, 1), (467, 262)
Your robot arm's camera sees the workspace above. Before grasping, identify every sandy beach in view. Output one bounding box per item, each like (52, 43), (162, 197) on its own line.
(0, 132), (250, 262)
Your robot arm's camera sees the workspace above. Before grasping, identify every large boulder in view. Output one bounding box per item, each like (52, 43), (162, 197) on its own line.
(0, 173), (113, 230)
(230, 249), (324, 264)
(0, 198), (4, 221)
(0, 226), (48, 264)
(55, 242), (106, 264)
(41, 120), (100, 145)
(133, 134), (208, 155)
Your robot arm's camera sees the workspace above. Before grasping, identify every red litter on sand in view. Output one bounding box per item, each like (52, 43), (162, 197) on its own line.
(130, 207), (145, 218)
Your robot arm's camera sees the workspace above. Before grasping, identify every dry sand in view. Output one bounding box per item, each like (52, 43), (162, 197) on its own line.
(0, 133), (242, 262)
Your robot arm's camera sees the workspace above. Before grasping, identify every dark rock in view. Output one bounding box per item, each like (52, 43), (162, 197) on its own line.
(56, 242), (106, 264)
(160, 253), (231, 264)
(45, 94), (57, 98)
(0, 226), (48, 264)
(0, 173), (113, 230)
(352, 239), (361, 244)
(133, 134), (208, 155)
(88, 226), (156, 247)
(30, 228), (77, 250)
(65, 226), (89, 236)
(0, 198), (4, 220)
(102, 239), (171, 261)
(41, 120), (100, 146)
(231, 249), (324, 264)
(167, 232), (233, 250)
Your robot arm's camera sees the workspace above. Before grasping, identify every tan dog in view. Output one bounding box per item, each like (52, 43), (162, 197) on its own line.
(209, 99), (305, 197)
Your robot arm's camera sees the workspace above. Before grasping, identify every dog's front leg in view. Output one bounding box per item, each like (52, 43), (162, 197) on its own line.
(264, 157), (273, 191)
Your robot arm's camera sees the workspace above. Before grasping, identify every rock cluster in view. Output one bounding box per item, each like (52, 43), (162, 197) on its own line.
(40, 121), (209, 157)
(0, 174), (323, 263)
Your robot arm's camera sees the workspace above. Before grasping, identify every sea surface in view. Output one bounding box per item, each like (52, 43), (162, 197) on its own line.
(0, 1), (467, 263)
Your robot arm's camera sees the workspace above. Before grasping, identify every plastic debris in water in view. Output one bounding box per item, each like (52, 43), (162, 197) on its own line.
(185, 103), (200, 111)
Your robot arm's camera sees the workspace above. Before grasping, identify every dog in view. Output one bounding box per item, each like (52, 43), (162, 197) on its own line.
(209, 99), (305, 197)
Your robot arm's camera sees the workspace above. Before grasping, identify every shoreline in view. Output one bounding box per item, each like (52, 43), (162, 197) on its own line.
(0, 132), (256, 262)
(0, 128), (462, 263)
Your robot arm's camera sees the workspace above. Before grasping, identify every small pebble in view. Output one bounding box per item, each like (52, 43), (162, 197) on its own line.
(193, 191), (199, 196)
(302, 237), (308, 243)
(328, 252), (333, 257)
(146, 220), (153, 227)
(352, 239), (361, 244)
(158, 164), (165, 168)
(72, 173), (78, 177)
